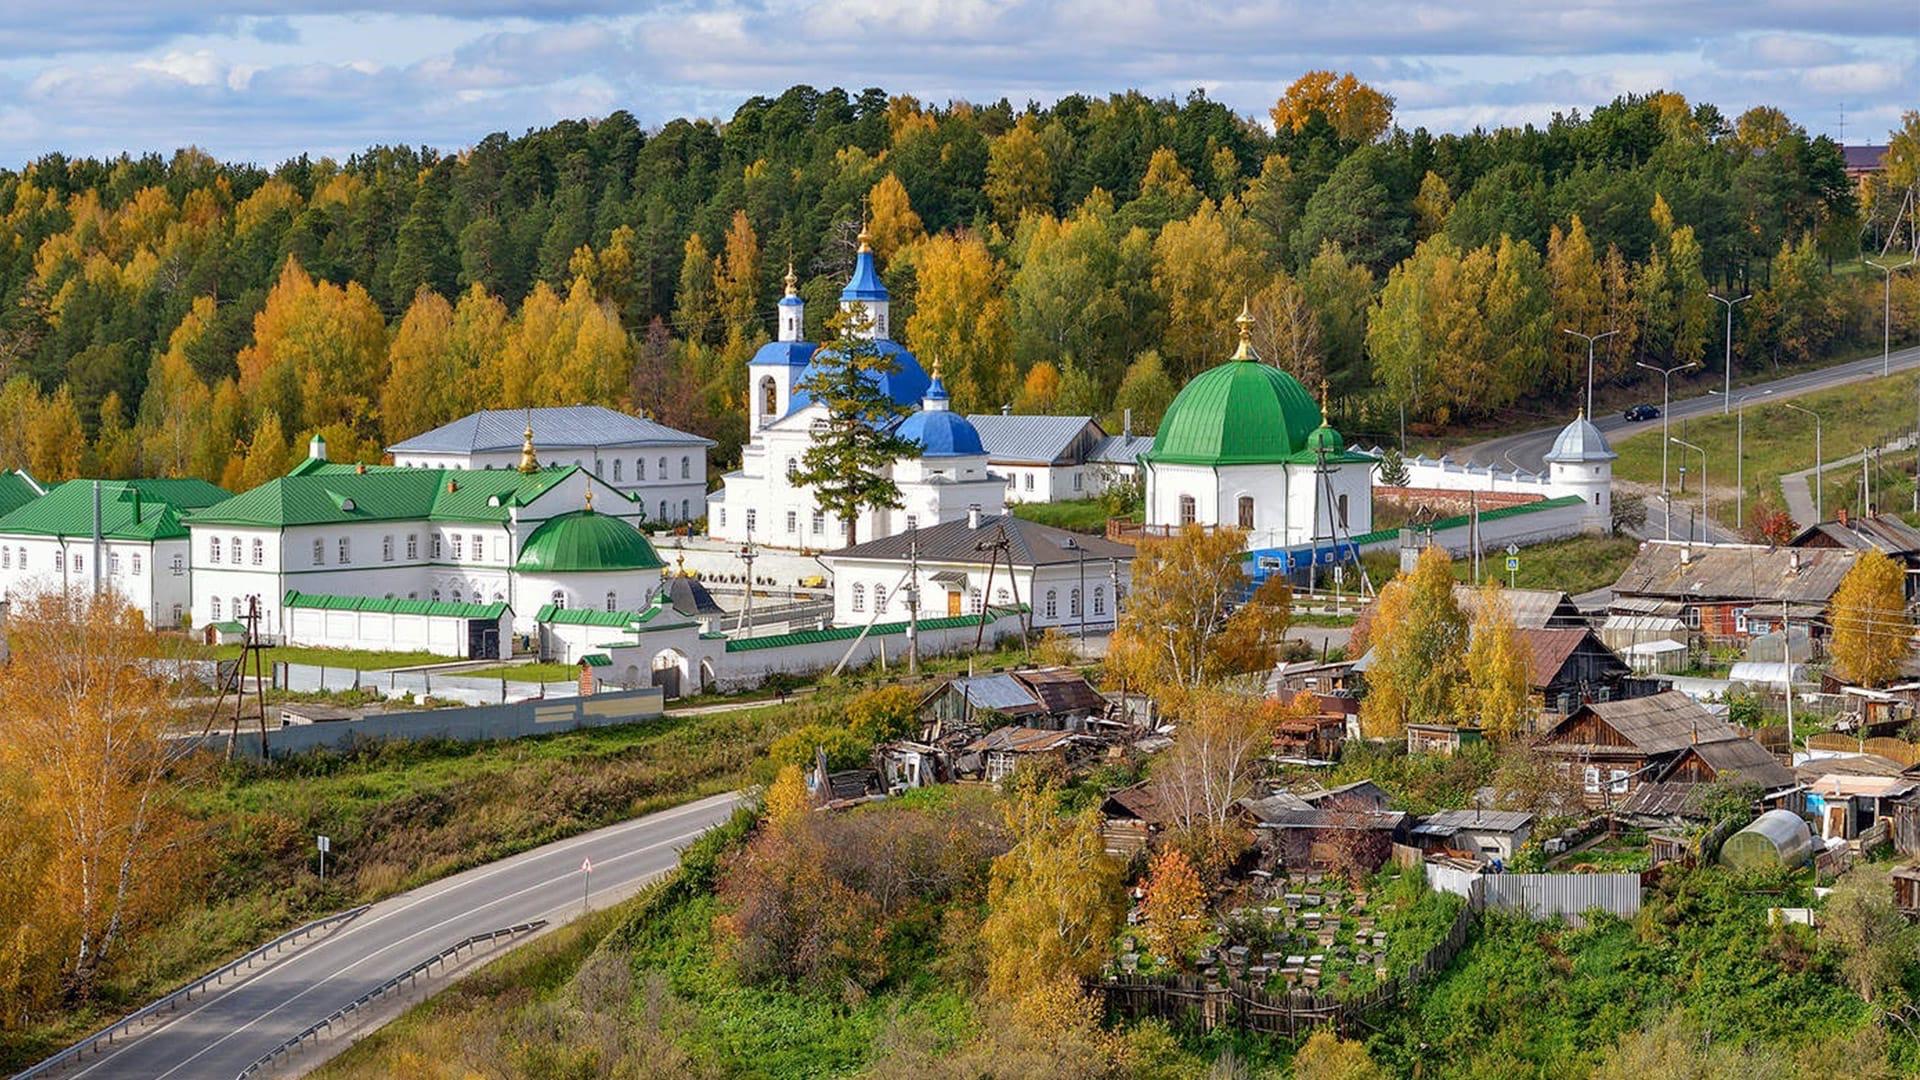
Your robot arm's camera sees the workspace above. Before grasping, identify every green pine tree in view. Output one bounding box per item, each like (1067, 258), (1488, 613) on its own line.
(794, 305), (922, 547)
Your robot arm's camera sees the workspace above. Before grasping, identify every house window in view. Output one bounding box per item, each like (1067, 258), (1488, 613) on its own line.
(987, 751), (1017, 783)
(659, 500), (667, 520)
(852, 583), (866, 612)
(606, 590), (618, 612)
(210, 596), (221, 621)
(636, 458), (646, 480)
(1093, 586), (1105, 616)
(996, 587), (1009, 604)
(131, 553), (141, 576)
(1073, 471), (1083, 492)
(209, 537), (221, 564)
(681, 457), (691, 479)
(1609, 769), (1629, 794)
(407, 534), (418, 559)
(745, 509), (757, 533)
(1583, 766), (1601, 794)
(312, 539), (325, 565)
(613, 459), (623, 481)
(1686, 607), (1701, 630)
(452, 534), (464, 560)
(471, 534), (483, 560)
(906, 514), (918, 531)
(170, 554), (182, 575)
(338, 538), (351, 565)
(786, 457), (799, 478)
(812, 510), (825, 535)
(1024, 473), (1035, 491)
(1070, 588), (1081, 617)
(969, 588), (982, 613)
(54, 551), (64, 573)
(1733, 607), (1750, 634)
(383, 535), (394, 562)
(658, 456), (667, 477)
(1045, 589), (1058, 619)
(432, 588), (442, 602)
(1179, 495), (1196, 525)
(251, 539), (263, 565)
(170, 604), (181, 624)
(3, 547), (10, 569)
(875, 586), (888, 614)
(550, 589), (566, 609)
(681, 500), (690, 519)
(1338, 493), (1349, 527)
(231, 536), (241, 562)
(1237, 495), (1254, 529)
(719, 509), (726, 528)
(451, 588), (462, 603)
(110, 553), (121, 575)
(72, 554), (81, 575)
(786, 510), (798, 534)
(432, 535), (443, 559)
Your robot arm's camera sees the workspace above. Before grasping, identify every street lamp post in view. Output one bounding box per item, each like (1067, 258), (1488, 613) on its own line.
(1709, 387), (1772, 531)
(1708, 293), (1750, 413)
(1671, 437), (1707, 543)
(1864, 255), (1917, 376)
(1063, 537), (1088, 641)
(1782, 401), (1823, 523)
(1635, 359), (1698, 539)
(1562, 328), (1619, 418)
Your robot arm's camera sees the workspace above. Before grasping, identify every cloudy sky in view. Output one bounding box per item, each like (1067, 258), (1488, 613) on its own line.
(1, 1), (1914, 166)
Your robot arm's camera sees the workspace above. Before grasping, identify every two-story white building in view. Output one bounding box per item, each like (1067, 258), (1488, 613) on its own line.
(388, 406), (713, 525)
(0, 477), (231, 628)
(187, 434), (665, 640)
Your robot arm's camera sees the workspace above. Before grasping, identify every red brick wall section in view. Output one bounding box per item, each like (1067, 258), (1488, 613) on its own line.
(578, 665), (595, 696)
(1374, 487), (1546, 515)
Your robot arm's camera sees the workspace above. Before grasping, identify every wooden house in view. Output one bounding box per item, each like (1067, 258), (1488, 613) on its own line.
(959, 726), (1088, 782)
(1100, 783), (1174, 858)
(1609, 541), (1854, 645)
(1619, 735), (1801, 823)
(1515, 627), (1638, 717)
(1537, 691), (1740, 809)
(1406, 722), (1484, 756)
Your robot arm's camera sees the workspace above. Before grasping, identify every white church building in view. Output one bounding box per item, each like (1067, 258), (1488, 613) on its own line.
(707, 237), (1005, 551)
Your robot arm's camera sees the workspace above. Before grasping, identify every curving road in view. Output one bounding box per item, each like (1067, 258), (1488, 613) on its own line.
(1457, 344), (1920, 477)
(52, 791), (742, 1080)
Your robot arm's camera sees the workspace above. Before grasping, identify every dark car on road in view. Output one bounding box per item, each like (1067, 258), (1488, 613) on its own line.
(1623, 404), (1660, 421)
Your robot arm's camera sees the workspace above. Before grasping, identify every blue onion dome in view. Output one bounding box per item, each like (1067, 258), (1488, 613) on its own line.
(840, 226), (889, 302)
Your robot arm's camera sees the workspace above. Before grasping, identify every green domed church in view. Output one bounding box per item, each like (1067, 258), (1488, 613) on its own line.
(1141, 305), (1375, 550)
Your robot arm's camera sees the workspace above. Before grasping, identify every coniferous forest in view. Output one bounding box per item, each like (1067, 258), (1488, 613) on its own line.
(0, 78), (1914, 492)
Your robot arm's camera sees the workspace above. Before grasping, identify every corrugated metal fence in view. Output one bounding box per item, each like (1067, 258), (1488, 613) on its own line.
(1472, 872), (1641, 922)
(277, 663), (573, 705)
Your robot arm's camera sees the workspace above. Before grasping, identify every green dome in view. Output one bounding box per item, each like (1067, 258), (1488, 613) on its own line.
(1147, 357), (1323, 466)
(516, 510), (665, 573)
(1304, 419), (1344, 455)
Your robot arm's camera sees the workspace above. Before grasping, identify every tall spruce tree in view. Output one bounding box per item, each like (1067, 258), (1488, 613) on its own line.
(793, 304), (920, 547)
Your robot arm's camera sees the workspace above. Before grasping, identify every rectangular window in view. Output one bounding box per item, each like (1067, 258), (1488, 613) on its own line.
(1583, 766), (1601, 794)
(383, 535), (394, 562)
(251, 539), (263, 565)
(407, 534), (419, 560)
(73, 554), (82, 575)
(745, 509), (757, 533)
(432, 534), (443, 559)
(452, 534), (464, 560)
(905, 514), (918, 531)
(786, 510), (797, 534)
(636, 458), (646, 480)
(471, 534), (483, 561)
(1024, 473), (1034, 491)
(132, 553), (142, 576)
(1609, 769), (1629, 794)
(811, 510), (824, 535)
(1338, 493), (1350, 528)
(1073, 471), (1083, 491)
(313, 539), (325, 565)
(171, 554), (182, 575)
(338, 538), (351, 565)
(209, 538), (221, 564)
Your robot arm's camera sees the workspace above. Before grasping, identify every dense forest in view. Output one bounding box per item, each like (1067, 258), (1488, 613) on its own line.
(0, 78), (1914, 494)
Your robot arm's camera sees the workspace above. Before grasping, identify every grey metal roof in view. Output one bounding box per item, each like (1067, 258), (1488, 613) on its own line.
(1548, 690), (1738, 756)
(950, 673), (1045, 713)
(1090, 432), (1152, 465)
(388, 406), (713, 454)
(1412, 809), (1535, 835)
(1611, 542), (1854, 606)
(1453, 584), (1583, 629)
(1543, 413), (1617, 464)
(963, 414), (1102, 465)
(1790, 514), (1920, 556)
(824, 513), (1134, 567)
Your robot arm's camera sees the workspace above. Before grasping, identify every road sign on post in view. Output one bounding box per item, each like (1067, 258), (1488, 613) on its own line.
(581, 856), (593, 910)
(317, 835), (330, 882)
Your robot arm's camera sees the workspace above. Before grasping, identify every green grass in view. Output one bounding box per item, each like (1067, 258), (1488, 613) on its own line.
(205, 642), (469, 670)
(457, 661), (580, 682)
(1009, 498), (1111, 534)
(1613, 369), (1920, 530)
(1360, 533), (1639, 596)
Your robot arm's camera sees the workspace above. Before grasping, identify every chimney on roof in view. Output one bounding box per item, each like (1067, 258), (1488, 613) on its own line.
(1001, 403), (1012, 416)
(1679, 544), (1692, 565)
(968, 504), (982, 530)
(1123, 407), (1133, 440)
(1789, 550), (1802, 574)
(355, 463), (367, 474)
(308, 432), (327, 461)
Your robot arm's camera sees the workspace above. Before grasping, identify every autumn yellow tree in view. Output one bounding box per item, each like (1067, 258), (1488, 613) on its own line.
(1149, 689), (1266, 879)
(1139, 846), (1205, 966)
(381, 288), (457, 443)
(1547, 216), (1606, 398)
(1271, 71), (1395, 144)
(1359, 545), (1468, 738)
(1210, 575), (1295, 677)
(1458, 583), (1533, 737)
(1293, 1028), (1386, 1080)
(905, 230), (1014, 410)
(1831, 550), (1911, 688)
(1108, 525), (1256, 692)
(866, 173), (924, 260)
(714, 209), (762, 339)
(762, 763), (811, 829)
(985, 117), (1054, 226)
(27, 385), (85, 483)
(236, 258), (388, 444)
(1412, 170), (1453, 240)
(1249, 271), (1322, 387)
(982, 775), (1123, 1001)
(0, 590), (199, 1006)
(1012, 360), (1060, 414)
(1151, 200), (1262, 378)
(136, 304), (217, 479)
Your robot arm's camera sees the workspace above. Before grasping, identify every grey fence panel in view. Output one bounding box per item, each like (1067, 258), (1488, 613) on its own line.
(284, 663), (324, 692)
(1477, 873), (1640, 922)
(389, 671), (430, 698)
(540, 682), (579, 698)
(320, 666), (361, 693)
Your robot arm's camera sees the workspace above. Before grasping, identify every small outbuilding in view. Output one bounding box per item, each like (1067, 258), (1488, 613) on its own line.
(1719, 809), (1814, 872)
(1410, 809), (1535, 863)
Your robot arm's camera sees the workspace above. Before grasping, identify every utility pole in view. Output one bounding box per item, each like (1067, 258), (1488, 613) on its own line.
(1708, 293), (1750, 412)
(906, 525), (919, 676)
(736, 529), (757, 634)
(1671, 437), (1707, 543)
(1562, 328), (1619, 418)
(1865, 254), (1916, 377)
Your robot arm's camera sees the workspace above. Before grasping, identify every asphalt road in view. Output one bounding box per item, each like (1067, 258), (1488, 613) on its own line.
(1455, 343), (1920, 476)
(59, 791), (742, 1080)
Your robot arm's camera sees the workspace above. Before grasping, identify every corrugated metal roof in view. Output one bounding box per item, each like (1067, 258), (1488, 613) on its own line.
(1412, 809), (1535, 834)
(825, 513), (1133, 566)
(1789, 515), (1920, 556)
(723, 606), (1024, 652)
(1548, 690), (1737, 755)
(1089, 433), (1151, 465)
(0, 470), (42, 517)
(1453, 585), (1583, 629)
(388, 406), (712, 454)
(963, 726), (1078, 753)
(963, 415), (1101, 464)
(1513, 627), (1622, 690)
(283, 589), (508, 620)
(950, 673), (1045, 713)
(1016, 667), (1107, 715)
(0, 478), (231, 540)
(1346, 496), (1585, 547)
(1611, 542), (1854, 605)
(189, 464), (621, 528)
(1678, 737), (1796, 789)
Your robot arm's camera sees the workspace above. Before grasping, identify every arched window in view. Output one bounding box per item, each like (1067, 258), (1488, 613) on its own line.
(658, 456), (667, 477)
(1337, 493), (1349, 527)
(636, 458), (646, 480)
(1045, 589), (1058, 619)
(450, 588), (462, 603)
(681, 457), (691, 479)
(852, 583), (866, 611)
(613, 459), (623, 481)
(1069, 588), (1081, 617)
(1093, 586), (1106, 616)
(210, 596), (221, 621)
(996, 587), (1009, 604)
(253, 539), (263, 565)
(1179, 495), (1197, 525)
(968, 589), (982, 614)
(874, 586), (887, 613)
(1237, 495), (1254, 529)
(606, 590), (618, 612)
(550, 589), (566, 609)
(209, 537), (221, 564)
(759, 375), (777, 417)
(786, 457), (799, 478)
(659, 500), (668, 520)
(431, 588), (441, 602)
(681, 499), (690, 519)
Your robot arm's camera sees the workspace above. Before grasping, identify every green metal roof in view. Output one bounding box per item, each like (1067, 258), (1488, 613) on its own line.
(0, 478), (232, 540)
(282, 589), (509, 620)
(0, 471), (41, 517)
(581, 653), (612, 667)
(188, 463), (613, 528)
(515, 509), (665, 573)
(1144, 359), (1322, 466)
(1346, 495), (1586, 547)
(724, 606), (1027, 653)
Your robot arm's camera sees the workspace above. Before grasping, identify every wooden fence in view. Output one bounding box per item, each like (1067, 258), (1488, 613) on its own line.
(1804, 733), (1920, 766)
(1093, 880), (1480, 1039)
